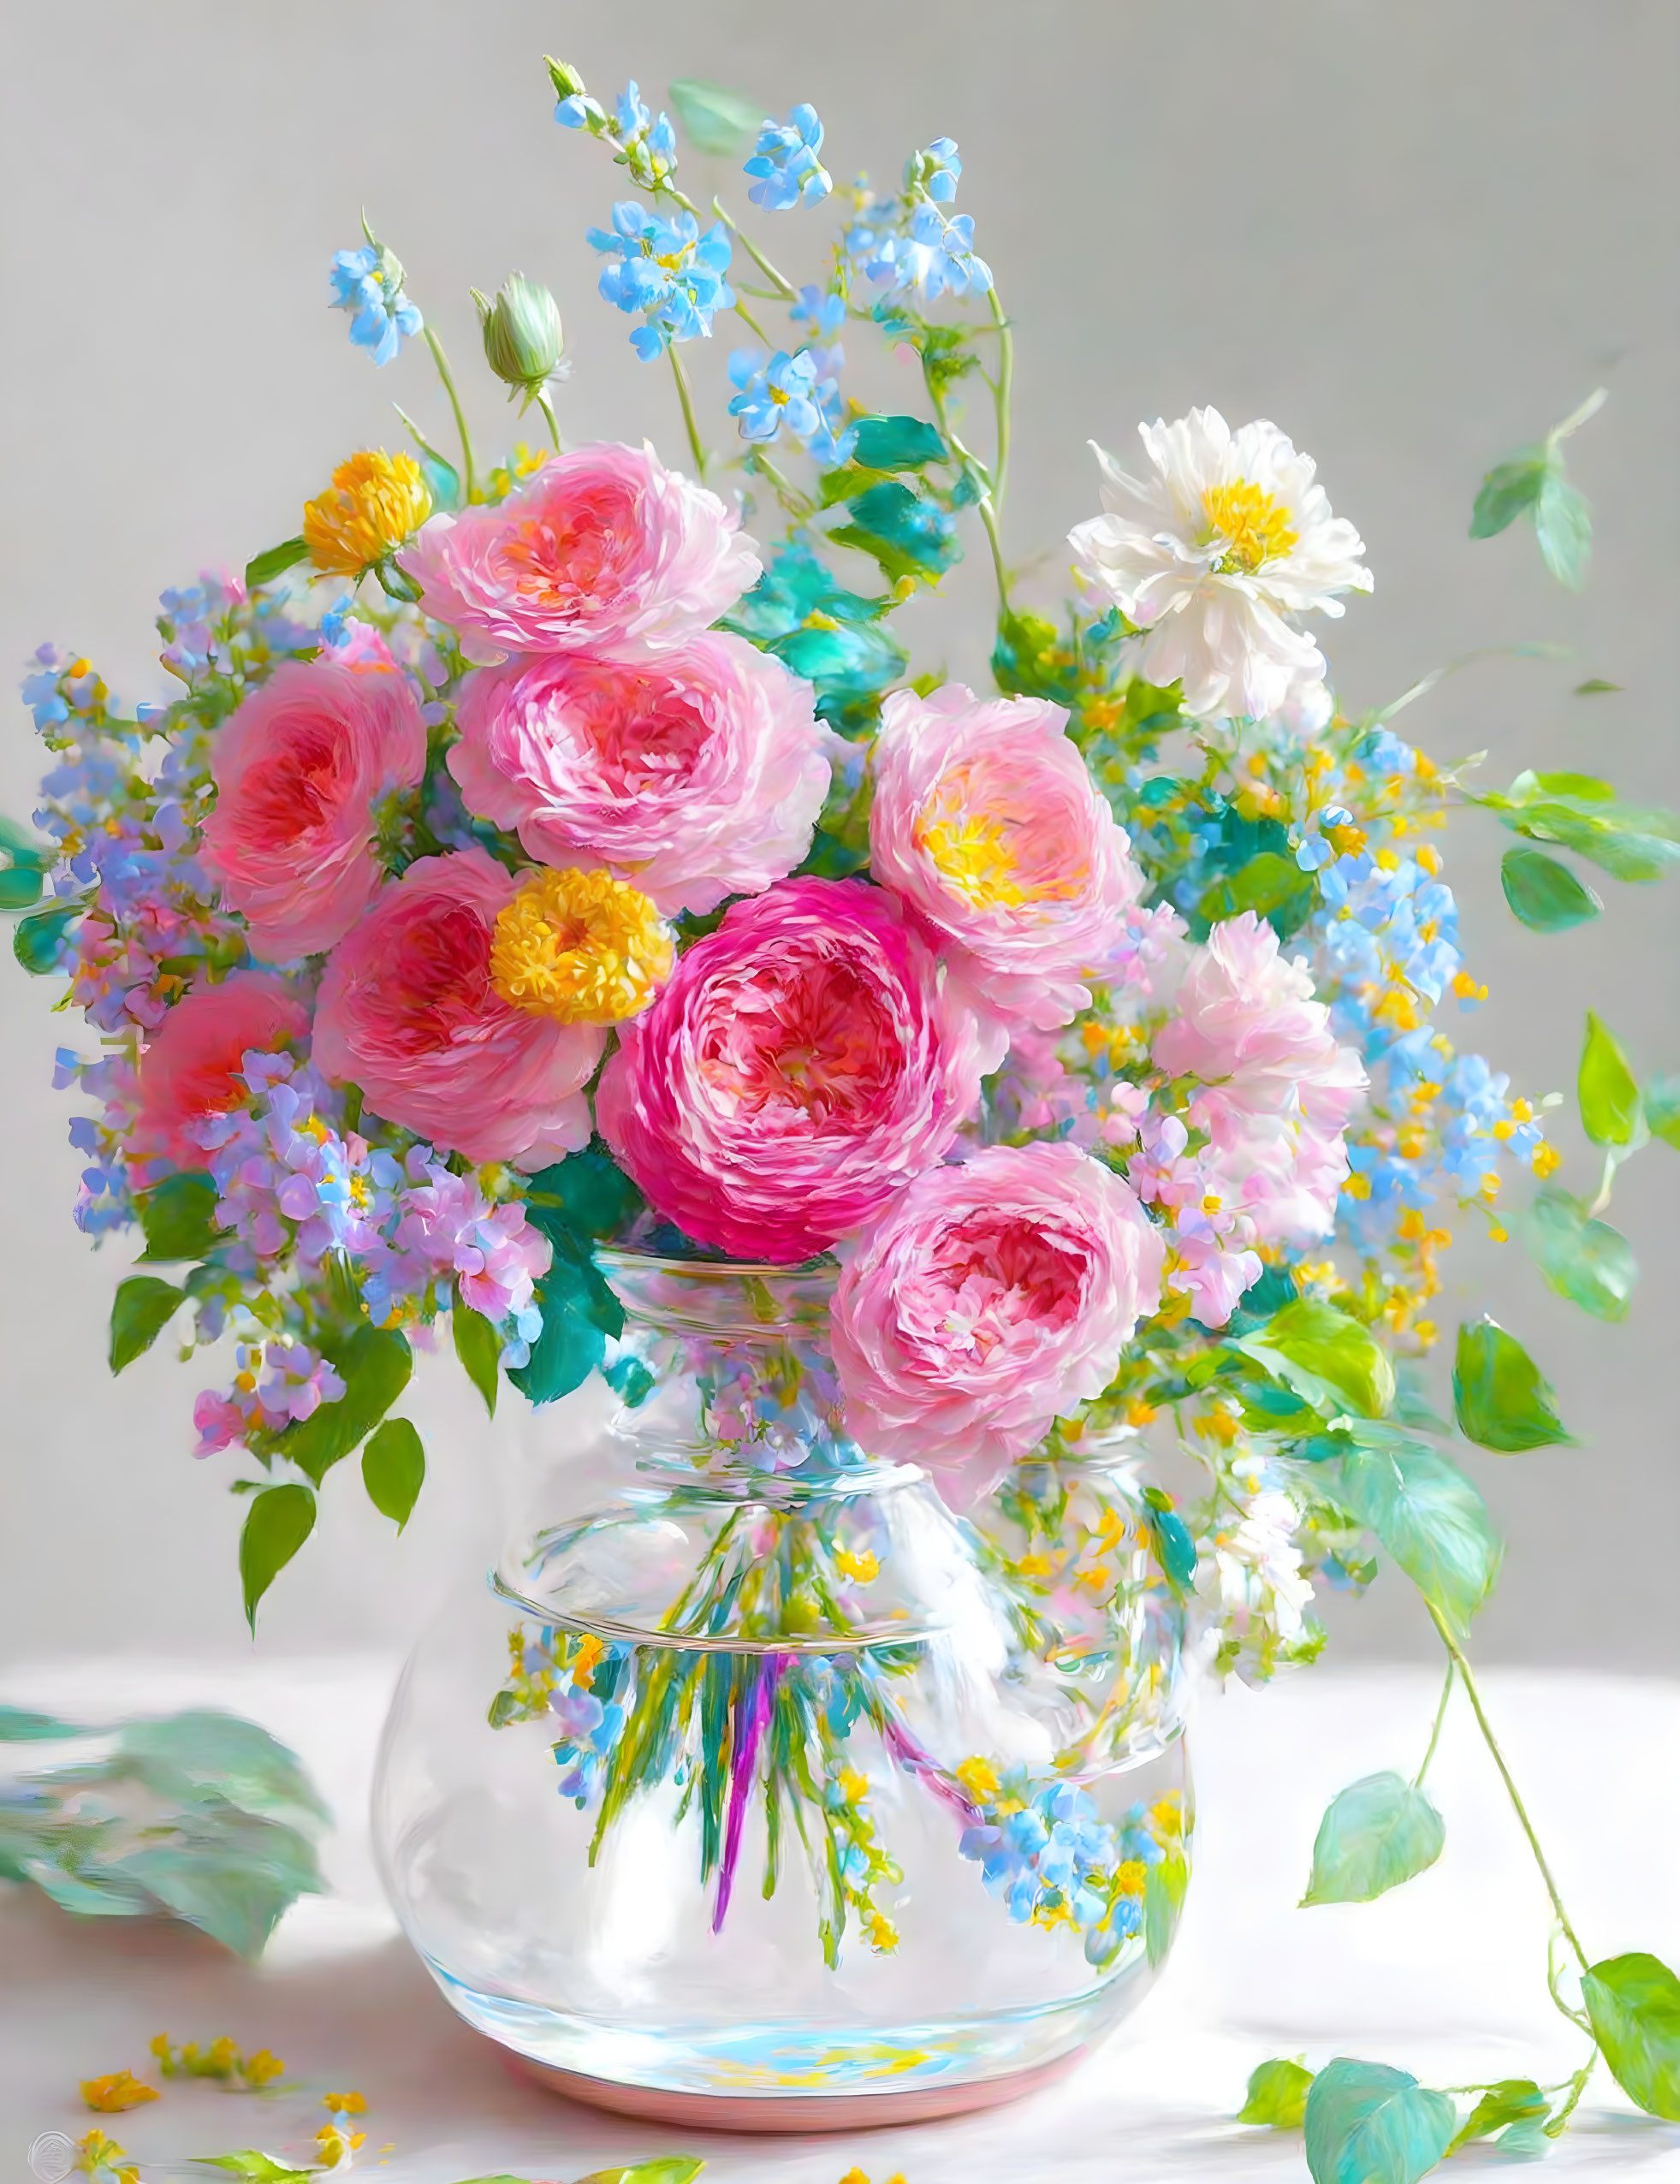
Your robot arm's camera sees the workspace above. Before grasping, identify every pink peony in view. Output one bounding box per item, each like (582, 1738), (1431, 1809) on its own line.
(1150, 911), (1366, 1247)
(596, 876), (986, 1261)
(312, 848), (601, 1167)
(831, 1141), (1167, 1502)
(130, 970), (309, 1168)
(449, 635), (837, 915)
(870, 684), (1149, 1036)
(200, 657), (428, 962)
(398, 442), (760, 665)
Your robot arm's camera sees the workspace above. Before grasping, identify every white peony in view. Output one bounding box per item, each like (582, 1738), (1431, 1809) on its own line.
(1069, 407), (1372, 722)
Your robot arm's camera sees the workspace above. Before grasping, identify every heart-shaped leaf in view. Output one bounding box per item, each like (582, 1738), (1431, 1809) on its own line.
(1238, 2056), (1315, 2128)
(1578, 1011), (1642, 1147)
(361, 1417), (424, 1532)
(110, 1276), (186, 1373)
(1335, 1435), (1502, 1631)
(1499, 846), (1601, 932)
(1452, 1318), (1572, 1452)
(1302, 1772), (1445, 1905)
(239, 1484), (317, 1629)
(1582, 1951), (1680, 2121)
(1525, 1189), (1637, 1321)
(1303, 2058), (1457, 2184)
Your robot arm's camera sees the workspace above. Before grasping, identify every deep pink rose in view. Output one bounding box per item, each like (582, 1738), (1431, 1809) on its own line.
(597, 877), (986, 1261)
(870, 684), (1148, 1035)
(312, 849), (602, 1167)
(199, 657), (427, 962)
(449, 635), (837, 915)
(399, 442), (761, 665)
(831, 1141), (1167, 1502)
(130, 970), (309, 1168)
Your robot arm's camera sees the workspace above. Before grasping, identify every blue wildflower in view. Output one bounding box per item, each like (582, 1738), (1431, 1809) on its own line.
(745, 104), (832, 211)
(557, 77), (677, 188)
(873, 205), (993, 302)
(328, 240), (423, 367)
(790, 283), (848, 375)
(589, 204), (733, 359)
(910, 136), (963, 203)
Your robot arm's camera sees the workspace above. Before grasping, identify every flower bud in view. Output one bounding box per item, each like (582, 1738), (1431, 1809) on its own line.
(472, 275), (564, 407)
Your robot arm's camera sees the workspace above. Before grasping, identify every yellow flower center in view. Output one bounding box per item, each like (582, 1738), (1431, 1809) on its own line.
(1202, 479), (1298, 575)
(302, 449), (433, 577)
(915, 806), (1026, 907)
(490, 866), (673, 1024)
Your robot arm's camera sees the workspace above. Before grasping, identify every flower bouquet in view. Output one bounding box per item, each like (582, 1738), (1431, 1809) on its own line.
(11, 45), (1680, 2157)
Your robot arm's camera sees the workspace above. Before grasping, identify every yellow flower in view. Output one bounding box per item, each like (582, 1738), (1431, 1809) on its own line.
(834, 1546), (879, 1583)
(955, 1755), (1000, 1805)
(490, 866), (674, 1024)
(242, 2048), (285, 2087)
(324, 2092), (368, 2115)
(74, 2133), (139, 2184)
(303, 450), (432, 576)
(1532, 1141), (1561, 1179)
(80, 2074), (158, 2114)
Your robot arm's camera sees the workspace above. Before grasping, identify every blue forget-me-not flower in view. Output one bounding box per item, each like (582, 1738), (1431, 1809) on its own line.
(589, 204), (734, 360)
(745, 104), (832, 210)
(329, 239), (423, 367)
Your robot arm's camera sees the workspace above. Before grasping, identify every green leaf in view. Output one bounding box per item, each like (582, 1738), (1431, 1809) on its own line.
(1445, 2079), (1547, 2153)
(1198, 851), (1315, 929)
(452, 1294), (501, 1417)
(244, 537), (310, 589)
(525, 1140), (644, 1240)
(110, 1275), (186, 1372)
(136, 1172), (227, 1262)
(111, 1806), (321, 1957)
(828, 478), (960, 585)
(1487, 771), (1680, 883)
(1143, 1846), (1189, 1966)
(1238, 1298), (1395, 1421)
(1645, 1075), (1680, 1150)
(668, 76), (762, 156)
(574, 2166), (707, 2184)
(1578, 1010), (1641, 1147)
(393, 404), (461, 510)
(1499, 846), (1601, 932)
(239, 1485), (317, 1629)
(850, 414), (949, 471)
(1303, 2058), (1457, 2184)
(0, 865), (44, 909)
(1238, 2056), (1315, 2128)
(1535, 471), (1592, 589)
(1452, 1317), (1573, 1453)
(12, 898), (80, 971)
(508, 1231), (623, 1407)
(113, 1709), (329, 1823)
(1469, 452), (1549, 538)
(0, 813), (52, 868)
(1575, 678), (1622, 694)
(0, 1706), (86, 1741)
(1525, 1188), (1637, 1321)
(362, 1417), (424, 1532)
(1335, 1436), (1502, 1631)
(1301, 1772), (1446, 1906)
(276, 1323), (412, 1484)
(199, 2154), (316, 2183)
(1583, 1951), (1680, 2120)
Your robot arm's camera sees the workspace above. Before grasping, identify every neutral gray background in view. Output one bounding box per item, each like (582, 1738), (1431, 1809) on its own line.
(1, 0), (1676, 1671)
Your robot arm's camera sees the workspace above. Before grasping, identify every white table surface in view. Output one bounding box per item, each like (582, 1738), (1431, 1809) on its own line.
(3, 1657), (1678, 2181)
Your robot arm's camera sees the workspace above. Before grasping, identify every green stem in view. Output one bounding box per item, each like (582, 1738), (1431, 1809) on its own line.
(422, 329), (477, 504)
(747, 450), (814, 519)
(1545, 2051), (1598, 2138)
(1547, 386), (1608, 448)
(668, 345), (709, 479)
(733, 297), (773, 345)
(1426, 1602), (1589, 1971)
(710, 198), (799, 300)
(536, 389), (563, 454)
(988, 288), (1013, 518)
(1586, 1148), (1618, 1220)
(922, 361), (1012, 612)
(1413, 1658), (1454, 1787)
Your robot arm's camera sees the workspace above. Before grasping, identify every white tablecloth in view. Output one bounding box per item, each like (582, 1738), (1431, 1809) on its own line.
(3, 1659), (1678, 2181)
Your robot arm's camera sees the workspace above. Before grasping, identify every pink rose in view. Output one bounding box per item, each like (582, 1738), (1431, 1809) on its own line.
(130, 970), (308, 1167)
(399, 442), (761, 665)
(450, 635), (837, 916)
(870, 684), (1148, 1036)
(1150, 911), (1366, 1247)
(312, 849), (601, 1167)
(597, 877), (986, 1261)
(200, 657), (427, 962)
(831, 1141), (1167, 1502)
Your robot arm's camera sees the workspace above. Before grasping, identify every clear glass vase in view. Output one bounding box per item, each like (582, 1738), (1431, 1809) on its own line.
(373, 1252), (1193, 2130)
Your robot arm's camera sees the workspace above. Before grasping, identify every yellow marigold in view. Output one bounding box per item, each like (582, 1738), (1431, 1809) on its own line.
(303, 450), (432, 575)
(490, 867), (673, 1024)
(80, 2074), (158, 2114)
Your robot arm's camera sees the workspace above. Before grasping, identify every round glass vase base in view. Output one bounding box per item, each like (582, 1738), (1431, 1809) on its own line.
(505, 2047), (1088, 2134)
